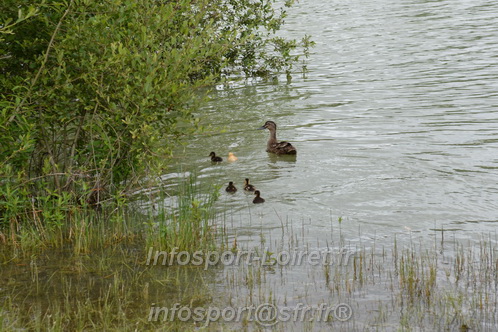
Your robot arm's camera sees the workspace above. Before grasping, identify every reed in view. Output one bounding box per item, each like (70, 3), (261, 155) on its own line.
(2, 202), (498, 330)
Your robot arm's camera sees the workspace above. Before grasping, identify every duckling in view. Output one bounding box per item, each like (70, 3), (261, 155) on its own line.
(227, 152), (238, 162)
(209, 151), (223, 162)
(244, 178), (255, 192)
(258, 121), (297, 155)
(253, 190), (265, 204)
(226, 181), (237, 193)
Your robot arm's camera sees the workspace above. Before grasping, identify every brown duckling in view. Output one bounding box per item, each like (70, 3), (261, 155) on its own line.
(226, 181), (237, 193)
(258, 120), (297, 155)
(253, 190), (265, 204)
(227, 152), (238, 162)
(209, 151), (223, 162)
(244, 178), (255, 192)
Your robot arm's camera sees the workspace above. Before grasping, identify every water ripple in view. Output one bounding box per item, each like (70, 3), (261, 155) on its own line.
(174, 0), (498, 246)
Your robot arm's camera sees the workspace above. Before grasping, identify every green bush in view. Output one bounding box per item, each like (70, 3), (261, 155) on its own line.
(0, 0), (312, 243)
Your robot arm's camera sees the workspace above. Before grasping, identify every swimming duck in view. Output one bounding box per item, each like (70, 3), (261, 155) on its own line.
(226, 181), (237, 193)
(209, 151), (223, 162)
(258, 121), (297, 155)
(253, 190), (265, 204)
(228, 152), (238, 162)
(244, 178), (256, 192)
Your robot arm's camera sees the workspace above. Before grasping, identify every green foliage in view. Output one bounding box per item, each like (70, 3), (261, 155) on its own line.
(0, 0), (311, 244)
(0, 2), (42, 78)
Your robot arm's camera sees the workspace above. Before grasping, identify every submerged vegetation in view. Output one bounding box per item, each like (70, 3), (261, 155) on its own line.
(0, 0), (312, 248)
(1, 219), (497, 330)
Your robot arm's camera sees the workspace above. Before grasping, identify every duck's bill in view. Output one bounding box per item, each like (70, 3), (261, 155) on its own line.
(257, 126), (266, 130)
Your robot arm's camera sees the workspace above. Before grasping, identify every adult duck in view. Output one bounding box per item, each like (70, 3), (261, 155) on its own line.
(258, 121), (297, 155)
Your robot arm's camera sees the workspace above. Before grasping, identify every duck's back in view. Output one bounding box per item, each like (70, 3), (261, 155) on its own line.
(268, 141), (297, 155)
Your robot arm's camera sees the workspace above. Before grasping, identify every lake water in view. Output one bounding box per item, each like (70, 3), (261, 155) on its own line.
(171, 0), (498, 250)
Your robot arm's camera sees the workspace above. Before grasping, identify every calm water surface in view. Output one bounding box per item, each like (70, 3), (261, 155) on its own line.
(171, 0), (498, 248)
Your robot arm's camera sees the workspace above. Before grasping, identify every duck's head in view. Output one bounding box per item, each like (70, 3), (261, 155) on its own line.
(258, 121), (277, 131)
(228, 181), (234, 185)
(209, 151), (216, 157)
(245, 178), (250, 184)
(254, 190), (261, 196)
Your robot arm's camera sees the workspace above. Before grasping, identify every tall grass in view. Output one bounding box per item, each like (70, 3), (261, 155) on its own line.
(144, 173), (221, 253)
(2, 210), (498, 330)
(0, 172), (221, 258)
(0, 172), (223, 331)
